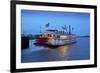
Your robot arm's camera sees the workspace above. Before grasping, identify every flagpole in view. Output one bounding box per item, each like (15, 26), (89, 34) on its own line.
(40, 25), (41, 33)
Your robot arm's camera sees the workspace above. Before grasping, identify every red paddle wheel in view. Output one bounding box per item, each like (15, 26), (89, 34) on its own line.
(35, 37), (49, 44)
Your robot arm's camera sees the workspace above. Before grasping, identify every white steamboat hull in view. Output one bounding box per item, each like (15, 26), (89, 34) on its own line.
(47, 39), (76, 46)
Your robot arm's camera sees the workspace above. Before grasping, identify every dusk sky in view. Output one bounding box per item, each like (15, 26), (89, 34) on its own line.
(21, 10), (90, 36)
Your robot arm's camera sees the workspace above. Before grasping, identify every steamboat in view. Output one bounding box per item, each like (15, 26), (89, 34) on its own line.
(34, 25), (76, 47)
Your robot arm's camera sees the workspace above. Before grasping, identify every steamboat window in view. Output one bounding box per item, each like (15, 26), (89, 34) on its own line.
(53, 35), (55, 37)
(57, 35), (60, 38)
(48, 34), (52, 37)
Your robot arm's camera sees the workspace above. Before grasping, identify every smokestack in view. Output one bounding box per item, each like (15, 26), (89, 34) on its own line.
(69, 25), (71, 34)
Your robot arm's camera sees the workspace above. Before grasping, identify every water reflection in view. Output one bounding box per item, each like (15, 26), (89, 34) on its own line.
(57, 44), (75, 58)
(33, 41), (76, 61)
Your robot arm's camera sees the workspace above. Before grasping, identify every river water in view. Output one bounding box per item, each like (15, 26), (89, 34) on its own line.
(21, 37), (90, 63)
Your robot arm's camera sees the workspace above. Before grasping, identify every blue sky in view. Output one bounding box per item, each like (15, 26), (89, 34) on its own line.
(21, 10), (90, 36)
